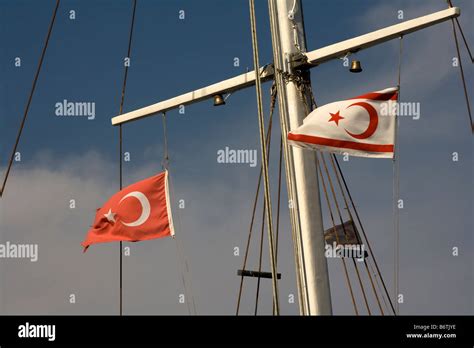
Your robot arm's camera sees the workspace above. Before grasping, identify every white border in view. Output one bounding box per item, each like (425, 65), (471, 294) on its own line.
(164, 170), (175, 236)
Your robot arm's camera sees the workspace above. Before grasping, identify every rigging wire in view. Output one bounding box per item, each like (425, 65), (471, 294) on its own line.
(367, 255), (391, 314)
(254, 93), (276, 315)
(275, 137), (283, 266)
(321, 154), (384, 315)
(393, 36), (403, 315)
(453, 17), (474, 63)
(248, 0), (280, 314)
(450, 18), (473, 132)
(167, 188), (197, 315)
(301, 77), (368, 315)
(254, 200), (266, 314)
(0, 0), (60, 197)
(235, 169), (262, 315)
(308, 81), (396, 315)
(446, 0), (473, 132)
(326, 155), (385, 315)
(161, 112), (196, 315)
(236, 86), (276, 315)
(161, 113), (169, 169)
(319, 154), (372, 315)
(272, 135), (283, 315)
(332, 155), (397, 315)
(255, 101), (284, 316)
(173, 215), (197, 315)
(447, 0), (474, 62)
(316, 154), (359, 315)
(117, 0), (138, 316)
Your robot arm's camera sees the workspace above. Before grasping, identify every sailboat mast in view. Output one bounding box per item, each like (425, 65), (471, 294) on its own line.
(268, 0), (332, 315)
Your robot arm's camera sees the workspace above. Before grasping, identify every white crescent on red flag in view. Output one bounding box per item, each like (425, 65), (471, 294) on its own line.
(288, 87), (398, 158)
(82, 170), (174, 251)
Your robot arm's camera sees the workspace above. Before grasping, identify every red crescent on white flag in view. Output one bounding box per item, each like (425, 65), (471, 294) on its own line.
(344, 102), (379, 140)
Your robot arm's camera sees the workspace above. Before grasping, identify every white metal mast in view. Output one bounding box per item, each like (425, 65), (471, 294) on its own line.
(268, 0), (331, 315)
(110, 5), (460, 315)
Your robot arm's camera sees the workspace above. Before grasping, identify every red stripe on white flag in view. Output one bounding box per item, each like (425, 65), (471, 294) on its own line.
(287, 87), (398, 159)
(288, 133), (394, 153)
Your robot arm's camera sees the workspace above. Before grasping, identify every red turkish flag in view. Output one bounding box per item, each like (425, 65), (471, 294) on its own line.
(82, 171), (174, 251)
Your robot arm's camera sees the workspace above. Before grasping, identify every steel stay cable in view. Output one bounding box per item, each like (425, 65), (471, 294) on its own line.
(117, 0), (138, 316)
(448, 0), (474, 62)
(312, 86), (386, 314)
(1, 0), (60, 197)
(255, 91), (275, 315)
(275, 136), (283, 267)
(326, 155), (384, 315)
(393, 36), (403, 315)
(446, 0), (473, 131)
(451, 18), (473, 132)
(254, 200), (266, 314)
(319, 153), (372, 315)
(310, 76), (386, 314)
(306, 74), (396, 316)
(167, 166), (197, 314)
(236, 85), (277, 315)
(305, 88), (374, 315)
(454, 18), (474, 63)
(162, 113), (196, 315)
(332, 155), (397, 315)
(162, 113), (169, 169)
(303, 80), (368, 315)
(316, 154), (359, 315)
(367, 256), (391, 314)
(254, 92), (284, 315)
(249, 0), (280, 314)
(271, 135), (284, 315)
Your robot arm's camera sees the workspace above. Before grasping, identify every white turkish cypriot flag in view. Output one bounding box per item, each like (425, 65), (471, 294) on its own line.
(288, 87), (398, 158)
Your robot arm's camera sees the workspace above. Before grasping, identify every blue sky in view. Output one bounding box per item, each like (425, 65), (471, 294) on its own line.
(0, 0), (472, 315)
